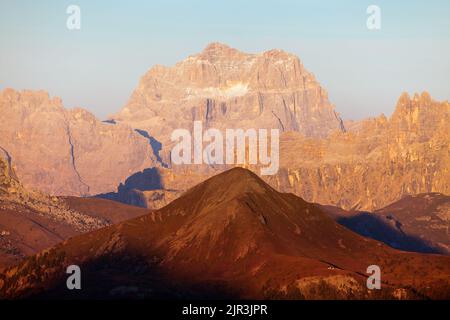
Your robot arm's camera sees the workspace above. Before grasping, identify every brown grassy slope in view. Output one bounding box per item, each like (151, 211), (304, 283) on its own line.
(62, 196), (149, 224)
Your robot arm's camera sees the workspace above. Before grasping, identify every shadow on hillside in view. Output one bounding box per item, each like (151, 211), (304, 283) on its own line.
(336, 212), (446, 255)
(96, 167), (163, 208)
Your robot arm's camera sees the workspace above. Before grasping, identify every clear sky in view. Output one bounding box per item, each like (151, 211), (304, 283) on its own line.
(1, 0), (449, 120)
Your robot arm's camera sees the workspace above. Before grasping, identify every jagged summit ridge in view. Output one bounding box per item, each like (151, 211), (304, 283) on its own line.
(114, 42), (344, 148)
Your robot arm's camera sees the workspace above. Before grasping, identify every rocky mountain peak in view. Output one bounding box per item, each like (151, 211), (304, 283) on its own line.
(391, 91), (449, 125)
(0, 154), (19, 196)
(114, 43), (344, 143)
(262, 48), (296, 60)
(396, 92), (411, 107)
(0, 88), (64, 114)
(183, 167), (273, 201)
(394, 91), (434, 113)
(199, 42), (243, 59)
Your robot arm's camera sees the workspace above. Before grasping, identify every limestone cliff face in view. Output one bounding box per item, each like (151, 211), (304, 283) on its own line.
(113, 42), (344, 154)
(0, 89), (157, 196)
(0, 153), (149, 269)
(0, 150), (20, 196)
(268, 92), (450, 210)
(129, 92), (449, 212)
(1, 44), (448, 212)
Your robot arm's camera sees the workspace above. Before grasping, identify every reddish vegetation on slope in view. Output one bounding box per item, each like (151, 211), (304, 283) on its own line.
(0, 154), (149, 270)
(1, 168), (449, 299)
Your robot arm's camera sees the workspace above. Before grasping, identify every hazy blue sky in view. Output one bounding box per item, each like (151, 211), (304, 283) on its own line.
(1, 0), (449, 120)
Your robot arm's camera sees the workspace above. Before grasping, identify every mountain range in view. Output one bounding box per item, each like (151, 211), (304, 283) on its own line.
(1, 43), (449, 300)
(1, 44), (449, 213)
(1, 168), (449, 299)
(0, 153), (147, 269)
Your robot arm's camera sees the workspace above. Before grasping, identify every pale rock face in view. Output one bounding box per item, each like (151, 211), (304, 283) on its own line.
(0, 88), (157, 196)
(106, 44), (450, 210)
(113, 42), (344, 156)
(0, 150), (20, 196)
(1, 44), (449, 213)
(265, 92), (450, 210)
(0, 156), (108, 233)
